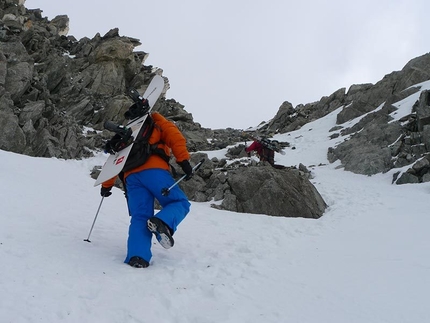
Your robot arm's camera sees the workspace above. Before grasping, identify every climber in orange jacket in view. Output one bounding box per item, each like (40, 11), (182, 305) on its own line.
(101, 112), (193, 268)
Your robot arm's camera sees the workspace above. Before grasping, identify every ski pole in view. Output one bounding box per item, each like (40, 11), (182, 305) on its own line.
(84, 196), (105, 243)
(161, 159), (205, 196)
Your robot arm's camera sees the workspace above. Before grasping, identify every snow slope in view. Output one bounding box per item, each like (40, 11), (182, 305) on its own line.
(1, 88), (430, 322)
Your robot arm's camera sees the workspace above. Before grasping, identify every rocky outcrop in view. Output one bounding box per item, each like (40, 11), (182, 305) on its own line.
(327, 85), (430, 182)
(221, 165), (325, 218)
(336, 54), (430, 125)
(0, 0), (250, 158)
(393, 154), (430, 184)
(171, 153), (326, 219)
(262, 51), (430, 184)
(263, 87), (347, 134)
(0, 1), (129, 156)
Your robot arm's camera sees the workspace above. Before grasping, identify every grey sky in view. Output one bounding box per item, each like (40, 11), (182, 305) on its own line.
(26, 0), (429, 129)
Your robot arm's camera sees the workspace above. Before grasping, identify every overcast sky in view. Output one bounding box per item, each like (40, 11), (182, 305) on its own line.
(26, 0), (429, 129)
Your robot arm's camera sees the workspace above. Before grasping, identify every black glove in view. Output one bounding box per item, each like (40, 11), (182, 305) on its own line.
(100, 186), (112, 197)
(104, 140), (115, 155)
(178, 160), (193, 180)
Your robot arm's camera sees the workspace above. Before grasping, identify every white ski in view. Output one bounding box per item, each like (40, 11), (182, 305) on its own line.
(94, 75), (165, 186)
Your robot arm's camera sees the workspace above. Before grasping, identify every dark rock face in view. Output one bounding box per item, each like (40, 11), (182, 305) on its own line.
(325, 54), (430, 182)
(174, 154), (326, 219)
(0, 0), (249, 157)
(1, 2), (139, 157)
(328, 83), (430, 183)
(226, 166), (326, 218)
(328, 122), (403, 175)
(263, 51), (430, 184)
(263, 87), (347, 135)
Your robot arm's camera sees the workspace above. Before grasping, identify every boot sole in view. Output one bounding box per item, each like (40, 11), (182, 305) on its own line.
(147, 218), (174, 249)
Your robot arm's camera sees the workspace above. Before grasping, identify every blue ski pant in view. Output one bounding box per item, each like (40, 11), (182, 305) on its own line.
(124, 169), (190, 263)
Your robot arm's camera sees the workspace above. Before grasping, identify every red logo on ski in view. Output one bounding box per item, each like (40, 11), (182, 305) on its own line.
(115, 156), (125, 165)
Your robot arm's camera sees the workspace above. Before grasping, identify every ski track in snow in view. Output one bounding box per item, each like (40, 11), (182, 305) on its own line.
(2, 83), (430, 322)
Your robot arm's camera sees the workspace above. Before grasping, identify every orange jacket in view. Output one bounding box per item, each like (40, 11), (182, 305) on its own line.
(102, 112), (189, 188)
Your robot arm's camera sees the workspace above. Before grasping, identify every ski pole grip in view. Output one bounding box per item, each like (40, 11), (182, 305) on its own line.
(160, 159), (206, 196)
(193, 158), (205, 172)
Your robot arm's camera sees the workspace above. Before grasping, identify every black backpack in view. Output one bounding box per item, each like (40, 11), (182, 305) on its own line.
(121, 115), (170, 173)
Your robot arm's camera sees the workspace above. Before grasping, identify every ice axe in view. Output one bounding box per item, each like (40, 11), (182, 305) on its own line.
(161, 159), (205, 196)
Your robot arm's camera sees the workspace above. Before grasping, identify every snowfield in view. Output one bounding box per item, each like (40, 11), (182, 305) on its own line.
(1, 95), (430, 322)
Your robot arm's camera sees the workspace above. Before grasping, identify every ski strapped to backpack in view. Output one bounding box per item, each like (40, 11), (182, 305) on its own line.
(259, 138), (284, 153)
(94, 75), (165, 187)
(102, 82), (172, 173)
(120, 115), (170, 173)
(249, 136), (287, 155)
(102, 86), (153, 155)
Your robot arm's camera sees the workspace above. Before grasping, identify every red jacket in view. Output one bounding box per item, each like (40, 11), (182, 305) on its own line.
(246, 140), (274, 165)
(246, 141), (264, 156)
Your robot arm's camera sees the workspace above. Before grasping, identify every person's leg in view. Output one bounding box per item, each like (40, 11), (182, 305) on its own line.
(268, 150), (275, 165)
(141, 169), (191, 232)
(124, 172), (155, 264)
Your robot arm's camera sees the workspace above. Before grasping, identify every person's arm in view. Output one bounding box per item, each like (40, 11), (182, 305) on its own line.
(246, 141), (258, 152)
(153, 113), (190, 162)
